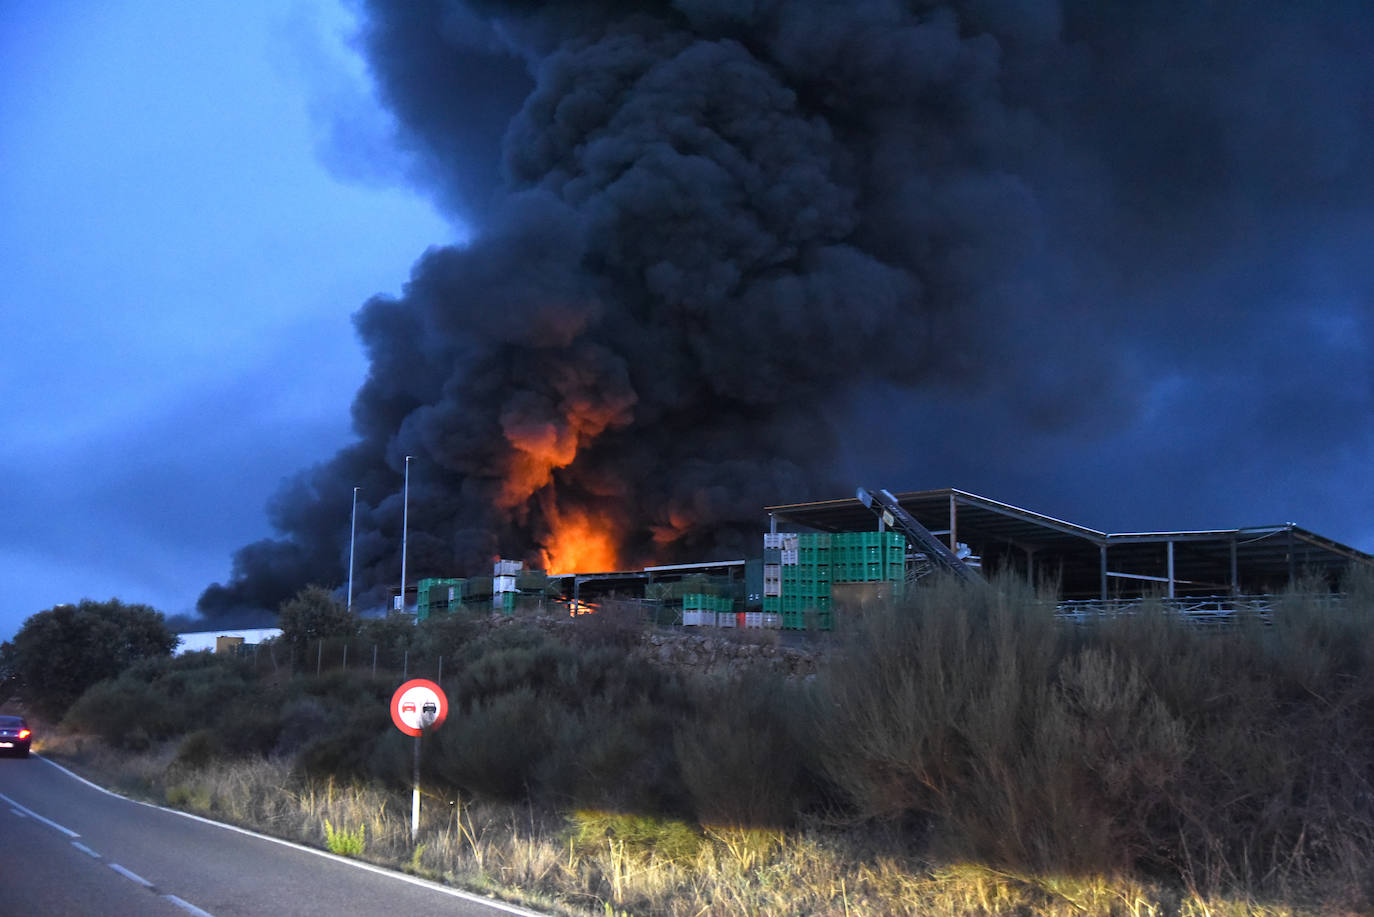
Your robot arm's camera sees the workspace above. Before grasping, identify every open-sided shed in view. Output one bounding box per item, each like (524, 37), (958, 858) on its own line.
(766, 488), (1370, 599)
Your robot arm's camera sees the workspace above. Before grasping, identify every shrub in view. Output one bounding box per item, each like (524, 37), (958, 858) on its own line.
(323, 819), (366, 856)
(8, 598), (177, 718)
(812, 574), (1062, 837)
(295, 703), (395, 782)
(63, 652), (278, 751)
(812, 572), (1374, 907)
(175, 729), (224, 769)
(675, 672), (806, 828)
(427, 688), (551, 799)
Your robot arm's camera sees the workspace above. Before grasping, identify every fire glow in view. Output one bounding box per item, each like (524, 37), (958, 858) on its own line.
(541, 506), (621, 575)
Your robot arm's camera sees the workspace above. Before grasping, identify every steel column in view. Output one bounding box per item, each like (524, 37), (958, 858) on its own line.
(948, 493), (958, 551)
(1099, 544), (1108, 600)
(1166, 541), (1176, 599)
(1230, 537), (1239, 596)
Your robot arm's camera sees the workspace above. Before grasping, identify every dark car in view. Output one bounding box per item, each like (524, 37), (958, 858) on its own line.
(0, 716), (32, 757)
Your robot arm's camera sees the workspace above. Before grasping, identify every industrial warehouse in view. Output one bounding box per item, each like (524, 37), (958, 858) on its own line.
(405, 487), (1372, 630)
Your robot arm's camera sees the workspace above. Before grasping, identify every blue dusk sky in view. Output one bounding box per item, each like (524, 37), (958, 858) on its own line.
(1, 2), (455, 639)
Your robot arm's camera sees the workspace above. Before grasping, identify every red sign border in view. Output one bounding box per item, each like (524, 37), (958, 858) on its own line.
(390, 678), (449, 737)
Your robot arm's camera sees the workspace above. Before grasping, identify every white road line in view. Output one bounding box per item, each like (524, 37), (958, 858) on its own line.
(162, 894), (216, 917)
(10, 760), (218, 917)
(37, 754), (551, 917)
(0, 790), (80, 837)
(72, 841), (102, 859)
(108, 862), (154, 888)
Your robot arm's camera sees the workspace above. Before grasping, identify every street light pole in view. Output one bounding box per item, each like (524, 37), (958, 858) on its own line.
(400, 455), (411, 612)
(347, 486), (359, 613)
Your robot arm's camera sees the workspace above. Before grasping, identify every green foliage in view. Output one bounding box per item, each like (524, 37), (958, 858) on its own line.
(164, 781), (212, 813)
(278, 586), (356, 663)
(358, 613), (419, 658)
(568, 811), (704, 865)
(429, 687), (552, 799)
(8, 598), (177, 718)
(295, 699), (395, 781)
(323, 819), (366, 856)
(675, 672), (806, 828)
(420, 626), (688, 810)
(175, 729), (224, 769)
(64, 651), (280, 751)
(811, 573), (1374, 904)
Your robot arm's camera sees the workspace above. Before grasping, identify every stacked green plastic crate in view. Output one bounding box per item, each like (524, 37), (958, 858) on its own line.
(767, 531), (903, 631)
(416, 577), (465, 621)
(783, 533), (833, 630)
(831, 532), (906, 596)
(683, 593), (735, 626)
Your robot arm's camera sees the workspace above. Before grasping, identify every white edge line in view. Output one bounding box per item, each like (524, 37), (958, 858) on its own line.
(0, 788), (80, 837)
(36, 755), (549, 917)
(109, 862), (154, 888)
(163, 894), (216, 917)
(72, 840), (102, 859)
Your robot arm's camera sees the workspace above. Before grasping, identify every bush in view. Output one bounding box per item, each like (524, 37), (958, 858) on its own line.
(278, 586), (356, 666)
(7, 598), (177, 718)
(175, 729), (224, 769)
(427, 687), (551, 799)
(63, 652), (279, 751)
(295, 701), (395, 782)
(811, 573), (1374, 906)
(675, 672), (807, 828)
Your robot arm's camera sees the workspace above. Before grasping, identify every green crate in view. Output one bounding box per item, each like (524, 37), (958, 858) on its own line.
(684, 593), (730, 612)
(796, 563), (831, 582)
(762, 594), (780, 613)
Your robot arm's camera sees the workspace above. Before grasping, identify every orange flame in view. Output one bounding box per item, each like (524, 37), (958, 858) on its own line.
(496, 382), (636, 510)
(542, 505), (621, 574)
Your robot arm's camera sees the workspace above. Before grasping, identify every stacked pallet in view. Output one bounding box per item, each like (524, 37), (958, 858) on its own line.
(682, 593), (736, 627)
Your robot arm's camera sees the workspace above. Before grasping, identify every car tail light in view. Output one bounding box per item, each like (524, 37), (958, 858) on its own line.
(17, 729), (30, 740)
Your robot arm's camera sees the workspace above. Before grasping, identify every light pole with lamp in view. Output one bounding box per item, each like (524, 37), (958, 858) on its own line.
(347, 486), (359, 613)
(399, 456), (411, 612)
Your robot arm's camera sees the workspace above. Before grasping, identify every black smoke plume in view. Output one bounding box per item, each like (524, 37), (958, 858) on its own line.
(199, 0), (1374, 619)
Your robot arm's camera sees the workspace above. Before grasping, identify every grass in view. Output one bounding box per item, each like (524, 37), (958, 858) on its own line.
(30, 573), (1374, 915)
(40, 727), (1337, 916)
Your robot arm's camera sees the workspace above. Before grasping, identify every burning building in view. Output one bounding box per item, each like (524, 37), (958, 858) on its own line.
(198, 2), (1374, 623)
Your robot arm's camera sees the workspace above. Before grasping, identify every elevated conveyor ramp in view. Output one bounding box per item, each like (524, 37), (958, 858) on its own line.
(856, 487), (983, 584)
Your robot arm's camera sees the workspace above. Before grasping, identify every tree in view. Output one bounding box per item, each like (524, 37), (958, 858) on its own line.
(8, 599), (177, 719)
(278, 585), (356, 664)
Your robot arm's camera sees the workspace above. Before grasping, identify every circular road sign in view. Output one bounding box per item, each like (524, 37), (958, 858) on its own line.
(390, 678), (449, 737)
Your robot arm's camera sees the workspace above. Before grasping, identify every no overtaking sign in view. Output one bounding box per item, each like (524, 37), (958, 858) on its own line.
(390, 678), (448, 736)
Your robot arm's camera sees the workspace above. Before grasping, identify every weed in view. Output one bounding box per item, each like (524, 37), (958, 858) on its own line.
(324, 819), (366, 857)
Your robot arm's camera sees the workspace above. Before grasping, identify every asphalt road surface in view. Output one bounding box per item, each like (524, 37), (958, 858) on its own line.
(0, 754), (549, 917)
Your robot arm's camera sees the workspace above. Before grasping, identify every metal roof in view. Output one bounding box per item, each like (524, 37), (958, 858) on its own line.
(766, 488), (1371, 599)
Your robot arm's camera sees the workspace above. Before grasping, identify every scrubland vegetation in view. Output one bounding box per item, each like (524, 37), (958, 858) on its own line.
(26, 571), (1374, 915)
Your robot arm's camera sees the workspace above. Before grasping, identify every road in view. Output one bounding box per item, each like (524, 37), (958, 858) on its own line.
(0, 754), (549, 917)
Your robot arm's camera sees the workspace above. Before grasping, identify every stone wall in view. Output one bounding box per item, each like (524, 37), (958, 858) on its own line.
(636, 631), (826, 680)
(484, 613), (829, 680)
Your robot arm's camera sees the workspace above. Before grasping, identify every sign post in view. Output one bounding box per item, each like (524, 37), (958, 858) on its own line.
(390, 678), (449, 842)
